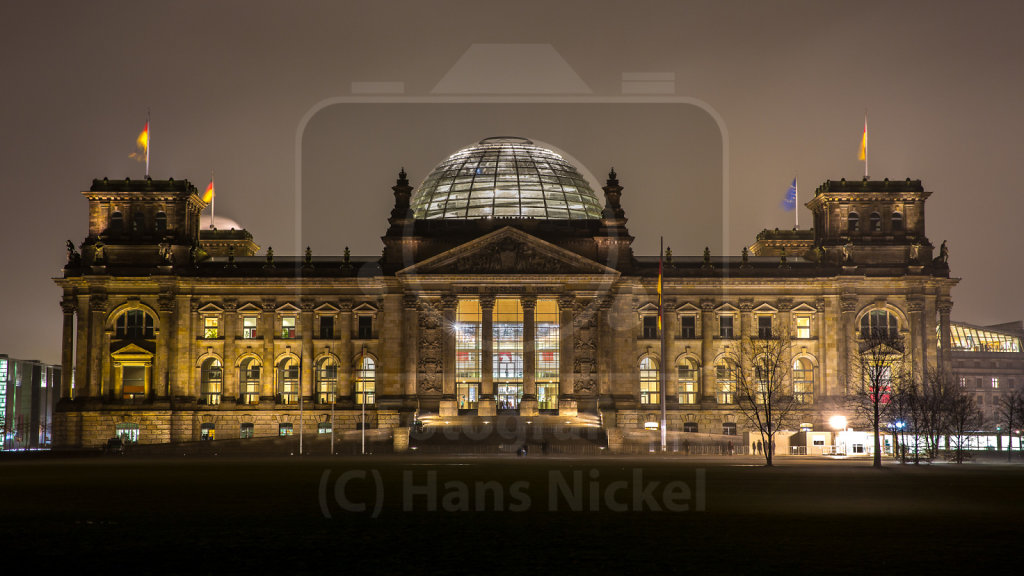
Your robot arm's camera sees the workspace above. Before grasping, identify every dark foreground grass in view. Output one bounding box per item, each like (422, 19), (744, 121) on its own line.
(1, 455), (1021, 574)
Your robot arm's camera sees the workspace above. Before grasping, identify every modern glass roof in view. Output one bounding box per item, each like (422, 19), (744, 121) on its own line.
(947, 323), (1022, 353)
(410, 137), (603, 220)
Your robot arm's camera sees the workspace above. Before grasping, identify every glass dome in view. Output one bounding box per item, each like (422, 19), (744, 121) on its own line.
(410, 137), (603, 220)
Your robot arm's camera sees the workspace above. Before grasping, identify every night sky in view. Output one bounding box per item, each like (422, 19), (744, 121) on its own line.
(2, 0), (1022, 363)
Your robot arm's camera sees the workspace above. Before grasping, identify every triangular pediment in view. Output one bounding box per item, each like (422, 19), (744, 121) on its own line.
(276, 302), (301, 314)
(110, 342), (154, 359)
(315, 303), (340, 314)
(397, 226), (618, 277)
(198, 303), (224, 314)
(675, 302), (701, 314)
(792, 303), (817, 314)
(637, 303), (660, 315)
(753, 303), (778, 314)
(237, 302), (263, 314)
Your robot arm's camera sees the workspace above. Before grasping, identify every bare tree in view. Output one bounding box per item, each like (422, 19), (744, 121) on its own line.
(947, 388), (983, 464)
(916, 368), (958, 460)
(996, 388), (1024, 462)
(729, 329), (798, 467)
(848, 330), (909, 468)
(885, 379), (916, 464)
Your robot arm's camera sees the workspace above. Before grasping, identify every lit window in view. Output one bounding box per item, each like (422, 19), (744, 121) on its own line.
(240, 423), (254, 439)
(199, 358), (222, 405)
(121, 365), (147, 399)
(992, 378), (999, 389)
(279, 423), (293, 436)
(277, 357), (299, 404)
(200, 423), (215, 441)
(356, 356), (376, 405)
(281, 317), (296, 339)
(793, 358), (814, 404)
(316, 357), (338, 404)
(239, 358), (261, 404)
(115, 422), (139, 443)
(535, 298), (560, 411)
(679, 315), (696, 339)
(677, 359), (698, 404)
(242, 316), (258, 339)
(318, 422), (332, 435)
(456, 299), (481, 410)
(716, 361), (736, 404)
(639, 356), (660, 405)
(796, 316), (811, 339)
(204, 317), (219, 339)
(719, 315), (734, 339)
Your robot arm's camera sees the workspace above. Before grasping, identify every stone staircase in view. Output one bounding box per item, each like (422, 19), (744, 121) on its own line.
(407, 414), (608, 455)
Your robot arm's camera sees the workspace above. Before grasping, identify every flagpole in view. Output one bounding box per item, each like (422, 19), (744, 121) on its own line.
(794, 177), (799, 229)
(659, 236), (667, 452)
(863, 113), (868, 179)
(145, 109), (150, 178)
(211, 173), (216, 229)
(299, 350), (304, 456)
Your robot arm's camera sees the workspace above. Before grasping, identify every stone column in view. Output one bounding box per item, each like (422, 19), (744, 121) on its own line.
(739, 299), (753, 379)
(439, 295), (458, 416)
(478, 294), (496, 416)
(816, 298), (829, 397)
(662, 298), (677, 406)
(338, 300), (353, 401)
(188, 300), (201, 398)
(907, 297), (925, 385)
(700, 299), (715, 402)
(222, 299), (237, 402)
(558, 295), (576, 416)
(301, 300), (314, 403)
(60, 297), (75, 400)
(839, 294), (858, 396)
(155, 294), (175, 399)
(88, 294), (106, 400)
(102, 328), (113, 399)
(402, 295), (419, 398)
(261, 299), (276, 401)
(938, 298), (953, 376)
(172, 294), (191, 401)
(520, 295), (538, 416)
(777, 299), (793, 399)
(75, 294), (90, 400)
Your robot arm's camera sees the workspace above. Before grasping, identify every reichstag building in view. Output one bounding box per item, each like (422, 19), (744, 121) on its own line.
(53, 137), (957, 447)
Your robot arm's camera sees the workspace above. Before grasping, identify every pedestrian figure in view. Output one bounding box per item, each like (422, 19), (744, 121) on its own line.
(757, 440), (763, 455)
(771, 440), (776, 455)
(728, 440), (734, 456)
(752, 441), (757, 455)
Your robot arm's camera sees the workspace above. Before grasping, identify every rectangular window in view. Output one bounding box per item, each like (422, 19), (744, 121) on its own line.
(456, 299), (481, 409)
(281, 317), (296, 339)
(719, 316), (734, 339)
(204, 317), (219, 339)
(992, 378), (999, 389)
(535, 298), (560, 410)
(319, 316), (334, 339)
(242, 317), (258, 339)
(722, 423), (737, 436)
(642, 316), (658, 339)
(122, 365), (146, 398)
(757, 316), (773, 339)
(494, 298), (524, 410)
(716, 364), (735, 404)
(796, 316), (811, 339)
(677, 364), (697, 404)
(317, 422), (332, 435)
(240, 423), (254, 439)
(115, 423), (140, 443)
(679, 315), (696, 339)
(279, 423), (293, 436)
(200, 424), (215, 441)
(357, 316), (373, 339)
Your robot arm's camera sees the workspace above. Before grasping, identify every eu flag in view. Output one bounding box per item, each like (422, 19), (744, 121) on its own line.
(781, 178), (797, 211)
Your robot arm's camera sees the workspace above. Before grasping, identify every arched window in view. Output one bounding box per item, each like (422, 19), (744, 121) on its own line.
(869, 212), (881, 232)
(239, 357), (261, 405)
(677, 358), (698, 404)
(277, 357), (299, 404)
(316, 357), (338, 404)
(639, 356), (660, 405)
(114, 309), (155, 339)
(891, 212), (903, 232)
(154, 212), (167, 236)
(792, 357), (815, 404)
(860, 309), (900, 340)
(109, 211), (124, 236)
(847, 212), (859, 233)
(199, 358), (222, 405)
(356, 356), (375, 405)
(715, 360), (736, 404)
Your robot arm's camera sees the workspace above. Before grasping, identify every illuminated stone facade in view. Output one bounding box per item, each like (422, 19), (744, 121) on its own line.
(53, 141), (957, 448)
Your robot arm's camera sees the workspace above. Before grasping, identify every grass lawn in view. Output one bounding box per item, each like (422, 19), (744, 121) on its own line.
(1, 454), (1020, 573)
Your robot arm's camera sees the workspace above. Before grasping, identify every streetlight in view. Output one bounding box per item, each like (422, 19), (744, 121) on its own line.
(829, 415), (847, 456)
